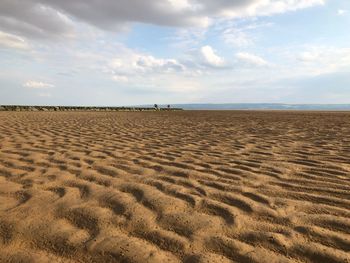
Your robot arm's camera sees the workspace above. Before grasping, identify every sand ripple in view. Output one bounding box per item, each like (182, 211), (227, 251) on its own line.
(0, 111), (349, 262)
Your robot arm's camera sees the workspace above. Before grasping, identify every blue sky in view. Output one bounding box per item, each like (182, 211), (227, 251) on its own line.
(0, 0), (349, 105)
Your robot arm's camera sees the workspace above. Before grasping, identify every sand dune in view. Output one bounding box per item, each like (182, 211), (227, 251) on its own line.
(0, 111), (349, 263)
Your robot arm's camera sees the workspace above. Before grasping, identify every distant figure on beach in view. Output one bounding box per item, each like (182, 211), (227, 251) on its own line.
(167, 105), (170, 109)
(154, 104), (158, 110)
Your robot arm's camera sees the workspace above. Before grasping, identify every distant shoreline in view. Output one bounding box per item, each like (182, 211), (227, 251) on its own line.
(140, 103), (350, 111)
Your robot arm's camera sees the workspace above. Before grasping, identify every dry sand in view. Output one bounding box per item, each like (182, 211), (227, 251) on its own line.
(0, 111), (349, 263)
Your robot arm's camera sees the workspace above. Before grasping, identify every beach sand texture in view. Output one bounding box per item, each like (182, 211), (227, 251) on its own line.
(0, 111), (349, 263)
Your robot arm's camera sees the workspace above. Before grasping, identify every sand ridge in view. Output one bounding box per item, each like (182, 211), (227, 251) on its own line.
(0, 111), (349, 262)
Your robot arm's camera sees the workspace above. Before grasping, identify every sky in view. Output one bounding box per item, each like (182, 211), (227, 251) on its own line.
(0, 0), (349, 106)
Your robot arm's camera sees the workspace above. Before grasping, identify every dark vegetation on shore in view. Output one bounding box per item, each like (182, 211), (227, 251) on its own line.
(0, 105), (183, 112)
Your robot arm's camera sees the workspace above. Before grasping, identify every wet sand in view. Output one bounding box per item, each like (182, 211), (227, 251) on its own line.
(0, 111), (349, 263)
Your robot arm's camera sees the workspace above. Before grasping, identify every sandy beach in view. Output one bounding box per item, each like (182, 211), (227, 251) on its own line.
(0, 110), (349, 263)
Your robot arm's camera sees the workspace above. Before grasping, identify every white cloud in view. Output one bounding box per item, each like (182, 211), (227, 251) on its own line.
(236, 52), (268, 66)
(112, 75), (128, 82)
(223, 29), (253, 47)
(168, 28), (206, 49)
(218, 21), (273, 48)
(201, 45), (225, 67)
(297, 51), (320, 62)
(337, 9), (348, 16)
(168, 0), (191, 10)
(135, 55), (186, 73)
(0, 31), (29, 50)
(295, 46), (350, 75)
(109, 52), (186, 75)
(23, 81), (54, 89)
(100, 46), (202, 92)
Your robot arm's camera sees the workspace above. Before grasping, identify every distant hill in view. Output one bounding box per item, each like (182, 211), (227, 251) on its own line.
(142, 103), (350, 110)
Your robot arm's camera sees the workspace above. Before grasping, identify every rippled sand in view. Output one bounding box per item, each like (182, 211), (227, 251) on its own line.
(0, 111), (349, 263)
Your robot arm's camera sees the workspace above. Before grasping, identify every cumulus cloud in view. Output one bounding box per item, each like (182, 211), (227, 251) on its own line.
(0, 0), (324, 39)
(0, 31), (29, 49)
(201, 45), (225, 67)
(23, 81), (54, 89)
(109, 52), (186, 76)
(101, 47), (198, 91)
(136, 56), (186, 73)
(236, 52), (269, 66)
